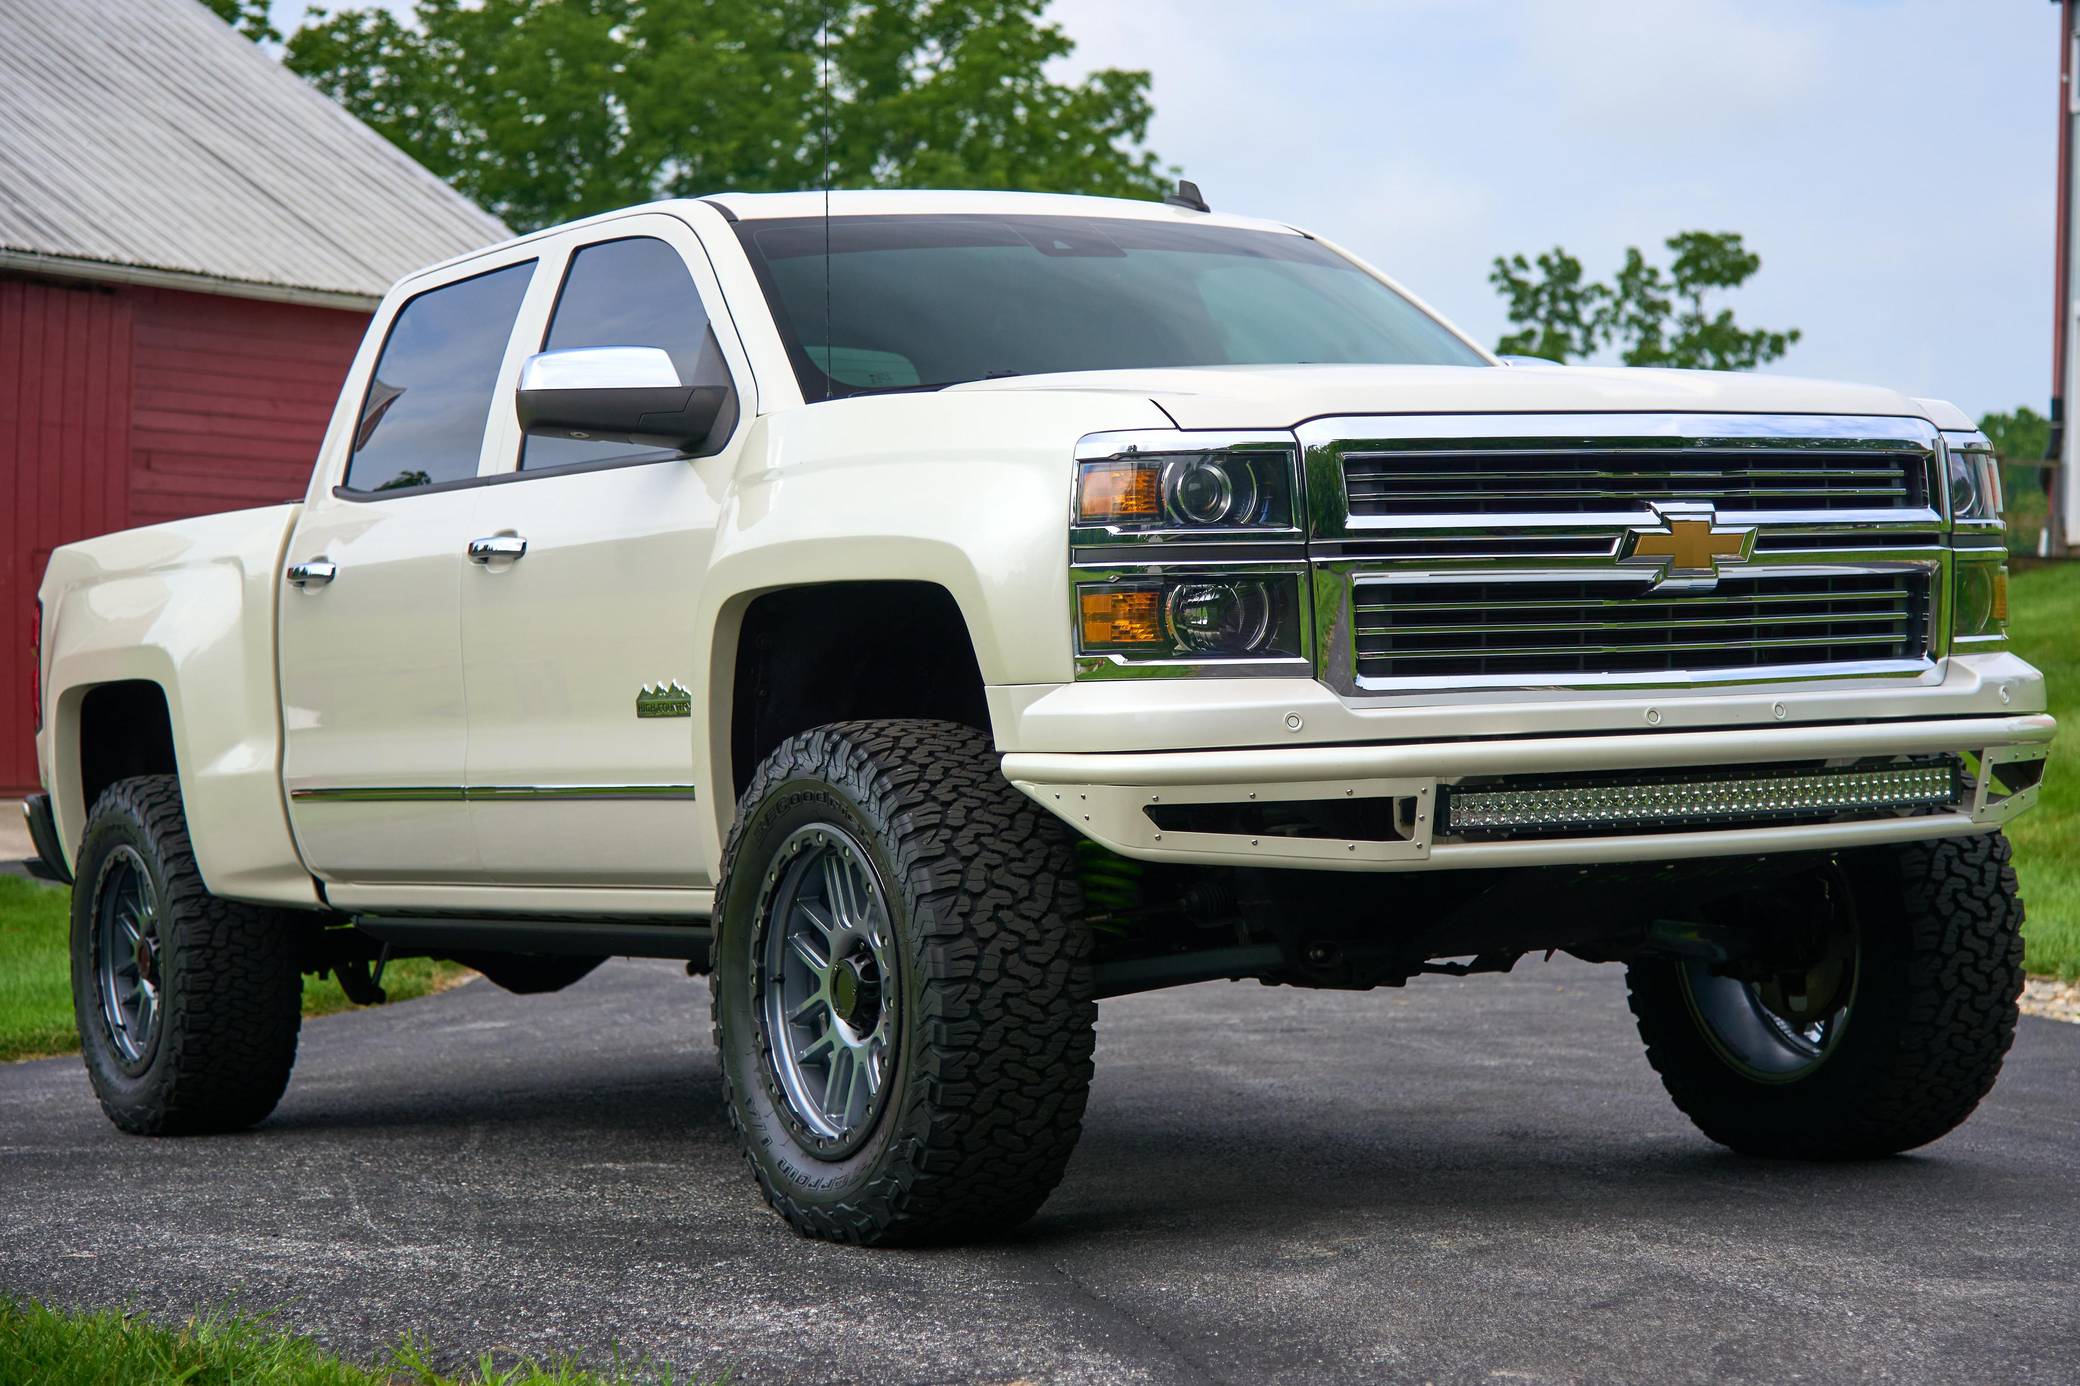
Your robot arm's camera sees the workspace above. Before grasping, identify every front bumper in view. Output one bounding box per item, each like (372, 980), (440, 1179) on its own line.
(1004, 714), (2054, 872)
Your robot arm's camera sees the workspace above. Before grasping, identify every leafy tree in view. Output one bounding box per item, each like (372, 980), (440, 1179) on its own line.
(1979, 405), (2051, 470)
(1490, 232), (1799, 370)
(1628, 232), (1800, 370)
(284, 0), (1171, 232)
(1489, 249), (1604, 363)
(1605, 246), (1672, 366)
(201, 0), (280, 43)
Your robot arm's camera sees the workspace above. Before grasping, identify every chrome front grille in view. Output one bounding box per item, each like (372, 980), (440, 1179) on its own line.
(1352, 571), (1930, 686)
(1342, 447), (1925, 517)
(1303, 414), (1949, 695)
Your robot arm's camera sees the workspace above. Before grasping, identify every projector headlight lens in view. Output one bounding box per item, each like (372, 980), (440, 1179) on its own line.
(1946, 441), (2004, 524)
(1166, 580), (1275, 653)
(1075, 571), (1304, 669)
(1075, 449), (1293, 533)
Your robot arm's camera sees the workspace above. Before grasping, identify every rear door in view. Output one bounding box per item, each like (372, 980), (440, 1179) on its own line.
(457, 214), (752, 887)
(279, 258), (537, 883)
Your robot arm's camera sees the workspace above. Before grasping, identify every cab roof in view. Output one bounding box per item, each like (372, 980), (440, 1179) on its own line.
(701, 188), (1302, 236)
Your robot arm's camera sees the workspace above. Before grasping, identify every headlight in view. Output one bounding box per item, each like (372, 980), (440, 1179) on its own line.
(1952, 560), (2009, 643)
(1071, 432), (1307, 678)
(1076, 571), (1307, 670)
(1075, 448), (1296, 534)
(1945, 440), (2004, 525)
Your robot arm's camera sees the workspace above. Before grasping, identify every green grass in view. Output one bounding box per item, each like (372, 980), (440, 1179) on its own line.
(0, 1296), (713, 1385)
(0, 875), (467, 1062)
(0, 876), (77, 1061)
(2006, 562), (2080, 981)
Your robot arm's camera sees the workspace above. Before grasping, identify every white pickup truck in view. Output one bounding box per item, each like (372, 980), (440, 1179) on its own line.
(24, 190), (2052, 1245)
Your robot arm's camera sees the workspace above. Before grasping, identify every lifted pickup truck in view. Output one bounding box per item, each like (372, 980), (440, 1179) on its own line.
(25, 190), (2051, 1245)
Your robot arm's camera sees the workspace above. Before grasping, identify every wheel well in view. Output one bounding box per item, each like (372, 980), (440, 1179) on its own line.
(730, 582), (989, 798)
(78, 681), (177, 812)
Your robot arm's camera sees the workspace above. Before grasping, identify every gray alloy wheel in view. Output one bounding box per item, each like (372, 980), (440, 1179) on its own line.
(92, 843), (164, 1071)
(711, 719), (1096, 1244)
(1677, 864), (1860, 1083)
(754, 823), (899, 1157)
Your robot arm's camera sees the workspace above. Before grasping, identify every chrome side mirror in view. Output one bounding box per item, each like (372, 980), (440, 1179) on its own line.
(516, 346), (733, 451)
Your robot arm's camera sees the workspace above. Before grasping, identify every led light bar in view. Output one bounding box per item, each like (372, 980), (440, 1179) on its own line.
(1443, 758), (1961, 839)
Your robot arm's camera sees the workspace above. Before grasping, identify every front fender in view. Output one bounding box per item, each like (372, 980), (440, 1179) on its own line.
(690, 390), (1169, 865)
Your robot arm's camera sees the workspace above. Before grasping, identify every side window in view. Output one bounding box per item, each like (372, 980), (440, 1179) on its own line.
(521, 236), (733, 471)
(343, 261), (535, 494)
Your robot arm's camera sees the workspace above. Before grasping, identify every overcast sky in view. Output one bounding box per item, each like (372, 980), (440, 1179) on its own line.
(270, 0), (2061, 421)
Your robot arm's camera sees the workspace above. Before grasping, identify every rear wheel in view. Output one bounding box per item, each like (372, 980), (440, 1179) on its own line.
(712, 720), (1095, 1244)
(70, 776), (304, 1135)
(1627, 833), (2024, 1158)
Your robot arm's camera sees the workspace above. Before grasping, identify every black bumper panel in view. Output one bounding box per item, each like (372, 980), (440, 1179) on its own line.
(21, 794), (72, 886)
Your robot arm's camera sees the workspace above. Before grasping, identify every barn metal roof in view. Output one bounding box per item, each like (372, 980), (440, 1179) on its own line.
(0, 0), (509, 308)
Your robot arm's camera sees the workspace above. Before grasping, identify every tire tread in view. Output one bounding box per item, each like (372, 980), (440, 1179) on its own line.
(712, 720), (1095, 1244)
(1628, 832), (2024, 1158)
(74, 775), (302, 1135)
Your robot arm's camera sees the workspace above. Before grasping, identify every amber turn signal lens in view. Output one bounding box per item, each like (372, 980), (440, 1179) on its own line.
(1992, 569), (2009, 623)
(1079, 589), (1163, 647)
(1077, 461), (1161, 524)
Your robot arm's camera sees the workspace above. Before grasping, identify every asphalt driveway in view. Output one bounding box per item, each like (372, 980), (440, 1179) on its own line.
(2, 956), (2076, 1385)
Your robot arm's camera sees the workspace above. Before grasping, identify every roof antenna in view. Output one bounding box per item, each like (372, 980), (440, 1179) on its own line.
(1164, 179), (1210, 213)
(820, 0), (833, 400)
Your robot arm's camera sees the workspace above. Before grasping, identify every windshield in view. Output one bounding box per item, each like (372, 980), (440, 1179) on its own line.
(732, 213), (1488, 398)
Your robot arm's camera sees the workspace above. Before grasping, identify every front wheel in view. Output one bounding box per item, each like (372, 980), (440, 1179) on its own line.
(711, 720), (1095, 1244)
(1627, 832), (2025, 1159)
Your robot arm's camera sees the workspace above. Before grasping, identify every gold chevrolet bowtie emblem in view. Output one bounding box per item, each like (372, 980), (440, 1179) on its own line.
(1619, 506), (1754, 588)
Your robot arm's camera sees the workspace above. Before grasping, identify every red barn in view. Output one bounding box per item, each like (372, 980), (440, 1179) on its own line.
(0, 0), (508, 795)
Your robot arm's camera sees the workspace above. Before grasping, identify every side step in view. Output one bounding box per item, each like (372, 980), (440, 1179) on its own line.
(352, 915), (712, 966)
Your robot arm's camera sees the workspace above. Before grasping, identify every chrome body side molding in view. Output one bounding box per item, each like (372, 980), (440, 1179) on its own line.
(289, 784), (698, 803)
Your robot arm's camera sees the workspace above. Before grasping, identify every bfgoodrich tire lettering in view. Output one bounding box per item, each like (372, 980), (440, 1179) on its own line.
(1627, 832), (2025, 1159)
(70, 776), (304, 1135)
(712, 720), (1096, 1244)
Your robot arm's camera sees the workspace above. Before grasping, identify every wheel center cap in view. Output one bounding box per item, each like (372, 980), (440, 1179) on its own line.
(134, 936), (157, 986)
(830, 955), (879, 1027)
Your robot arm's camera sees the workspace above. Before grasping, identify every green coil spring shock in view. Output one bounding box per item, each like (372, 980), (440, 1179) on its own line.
(1076, 839), (1142, 935)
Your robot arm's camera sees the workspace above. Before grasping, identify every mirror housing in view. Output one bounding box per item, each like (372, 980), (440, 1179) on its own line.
(516, 346), (733, 452)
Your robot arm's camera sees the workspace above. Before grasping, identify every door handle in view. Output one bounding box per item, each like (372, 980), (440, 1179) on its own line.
(286, 559), (337, 589)
(467, 535), (529, 565)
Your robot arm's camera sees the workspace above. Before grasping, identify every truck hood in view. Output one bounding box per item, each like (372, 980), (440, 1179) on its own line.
(946, 363), (1951, 431)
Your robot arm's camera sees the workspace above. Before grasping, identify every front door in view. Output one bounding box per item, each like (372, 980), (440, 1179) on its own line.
(458, 224), (746, 887)
(280, 259), (537, 884)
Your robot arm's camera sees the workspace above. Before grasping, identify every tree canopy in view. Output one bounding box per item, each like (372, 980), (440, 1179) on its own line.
(1491, 232), (1800, 371)
(282, 0), (1173, 231)
(1979, 405), (2051, 467)
(201, 0), (279, 43)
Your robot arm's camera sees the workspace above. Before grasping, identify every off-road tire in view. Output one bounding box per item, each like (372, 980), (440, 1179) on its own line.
(70, 776), (303, 1134)
(712, 720), (1095, 1244)
(1627, 832), (2025, 1158)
